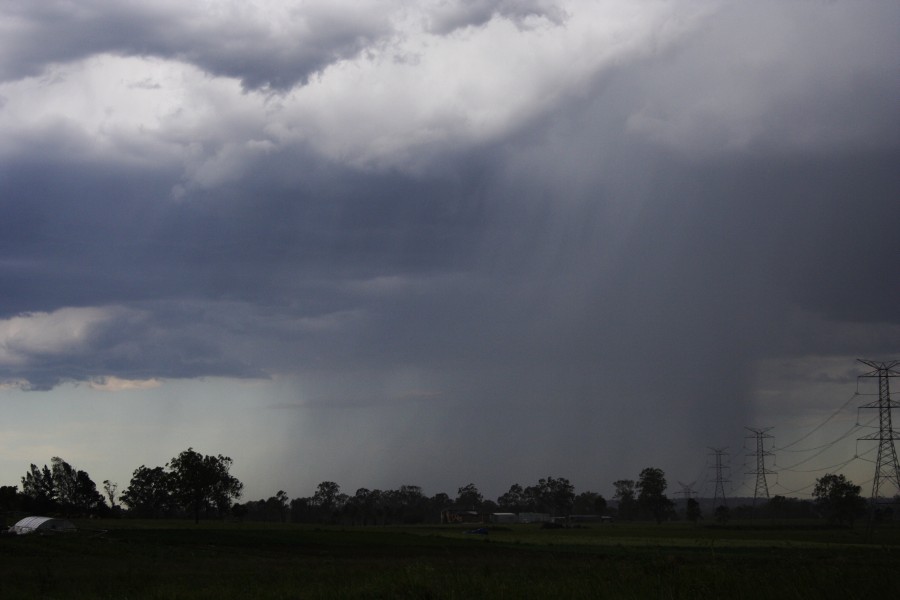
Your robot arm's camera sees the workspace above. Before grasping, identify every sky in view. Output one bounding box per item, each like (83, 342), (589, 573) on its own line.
(0, 0), (898, 504)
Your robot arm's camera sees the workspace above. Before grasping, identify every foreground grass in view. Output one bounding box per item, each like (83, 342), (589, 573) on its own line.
(1, 520), (898, 599)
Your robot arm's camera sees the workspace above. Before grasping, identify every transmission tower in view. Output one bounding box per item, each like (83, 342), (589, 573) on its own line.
(745, 427), (775, 507)
(676, 481), (697, 500)
(857, 359), (900, 502)
(708, 447), (729, 507)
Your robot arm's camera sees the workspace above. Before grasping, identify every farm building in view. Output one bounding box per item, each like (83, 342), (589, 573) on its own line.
(489, 512), (518, 524)
(9, 516), (76, 535)
(441, 509), (482, 524)
(516, 512), (551, 524)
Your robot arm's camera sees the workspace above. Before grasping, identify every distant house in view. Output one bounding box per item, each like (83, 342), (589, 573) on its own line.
(9, 516), (76, 535)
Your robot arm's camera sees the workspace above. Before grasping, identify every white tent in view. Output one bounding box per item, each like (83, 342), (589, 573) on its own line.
(9, 516), (76, 535)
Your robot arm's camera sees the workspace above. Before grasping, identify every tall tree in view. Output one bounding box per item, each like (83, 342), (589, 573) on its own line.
(685, 497), (702, 524)
(312, 481), (342, 510)
(167, 448), (243, 523)
(813, 474), (866, 527)
(21, 464), (56, 512)
(0, 485), (22, 512)
(21, 458), (103, 516)
(498, 483), (526, 512)
(636, 467), (674, 524)
(574, 491), (606, 515)
(273, 490), (290, 522)
(120, 465), (174, 518)
(71, 468), (105, 515)
(523, 477), (575, 516)
(456, 483), (483, 509)
(392, 485), (428, 524)
(348, 488), (378, 525)
(613, 479), (638, 520)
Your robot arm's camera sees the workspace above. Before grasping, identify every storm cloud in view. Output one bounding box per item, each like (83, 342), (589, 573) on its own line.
(1, 1), (897, 498)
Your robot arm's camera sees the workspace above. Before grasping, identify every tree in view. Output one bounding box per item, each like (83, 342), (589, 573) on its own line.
(636, 467), (674, 524)
(21, 458), (103, 516)
(347, 488), (379, 525)
(312, 481), (342, 509)
(594, 494), (608, 516)
(572, 491), (608, 515)
(544, 477), (575, 516)
(685, 497), (702, 524)
(813, 473), (866, 527)
(273, 490), (290, 522)
(613, 479), (638, 520)
(167, 448), (243, 523)
(120, 465), (175, 518)
(71, 468), (105, 515)
(234, 490), (291, 522)
(498, 483), (526, 512)
(456, 483), (483, 509)
(523, 477), (575, 516)
(310, 481), (347, 523)
(391, 485), (429, 524)
(21, 464), (56, 512)
(0, 485), (22, 512)
(573, 491), (600, 514)
(51, 457), (79, 510)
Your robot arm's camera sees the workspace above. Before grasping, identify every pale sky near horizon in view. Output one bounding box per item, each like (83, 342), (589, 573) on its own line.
(1, 1), (898, 503)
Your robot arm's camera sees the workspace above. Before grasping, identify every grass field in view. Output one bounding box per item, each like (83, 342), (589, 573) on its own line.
(1, 519), (898, 599)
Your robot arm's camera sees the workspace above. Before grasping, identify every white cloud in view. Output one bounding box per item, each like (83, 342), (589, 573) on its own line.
(89, 376), (162, 392)
(0, 306), (131, 367)
(0, 1), (700, 181)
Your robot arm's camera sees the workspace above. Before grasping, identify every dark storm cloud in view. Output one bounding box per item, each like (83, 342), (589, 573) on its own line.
(0, 143), (494, 387)
(0, 0), (897, 494)
(1, 303), (267, 391)
(0, 0), (393, 90)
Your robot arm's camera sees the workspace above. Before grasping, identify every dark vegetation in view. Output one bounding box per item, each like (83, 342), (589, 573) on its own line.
(1, 449), (892, 528)
(3, 449), (899, 597)
(0, 519), (898, 599)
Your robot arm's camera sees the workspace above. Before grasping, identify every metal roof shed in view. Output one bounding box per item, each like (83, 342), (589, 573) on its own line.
(9, 516), (76, 535)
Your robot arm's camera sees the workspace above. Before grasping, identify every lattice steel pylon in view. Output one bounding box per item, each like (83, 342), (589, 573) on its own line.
(857, 359), (900, 502)
(708, 447), (729, 507)
(745, 427), (775, 507)
(676, 481), (697, 500)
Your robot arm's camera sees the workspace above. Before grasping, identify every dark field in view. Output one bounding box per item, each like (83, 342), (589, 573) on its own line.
(1, 520), (898, 599)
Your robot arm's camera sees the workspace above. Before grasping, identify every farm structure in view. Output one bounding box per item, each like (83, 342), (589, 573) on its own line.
(8, 516), (76, 535)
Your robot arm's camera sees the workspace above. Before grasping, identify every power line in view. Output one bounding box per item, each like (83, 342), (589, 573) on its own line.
(778, 455), (861, 475)
(774, 392), (859, 452)
(777, 421), (866, 453)
(772, 479), (817, 496)
(774, 422), (866, 471)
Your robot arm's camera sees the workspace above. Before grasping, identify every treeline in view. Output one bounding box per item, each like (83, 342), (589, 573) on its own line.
(0, 448), (241, 523)
(237, 477), (599, 526)
(1, 457), (108, 517)
(0, 450), (877, 527)
(234, 470), (680, 526)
